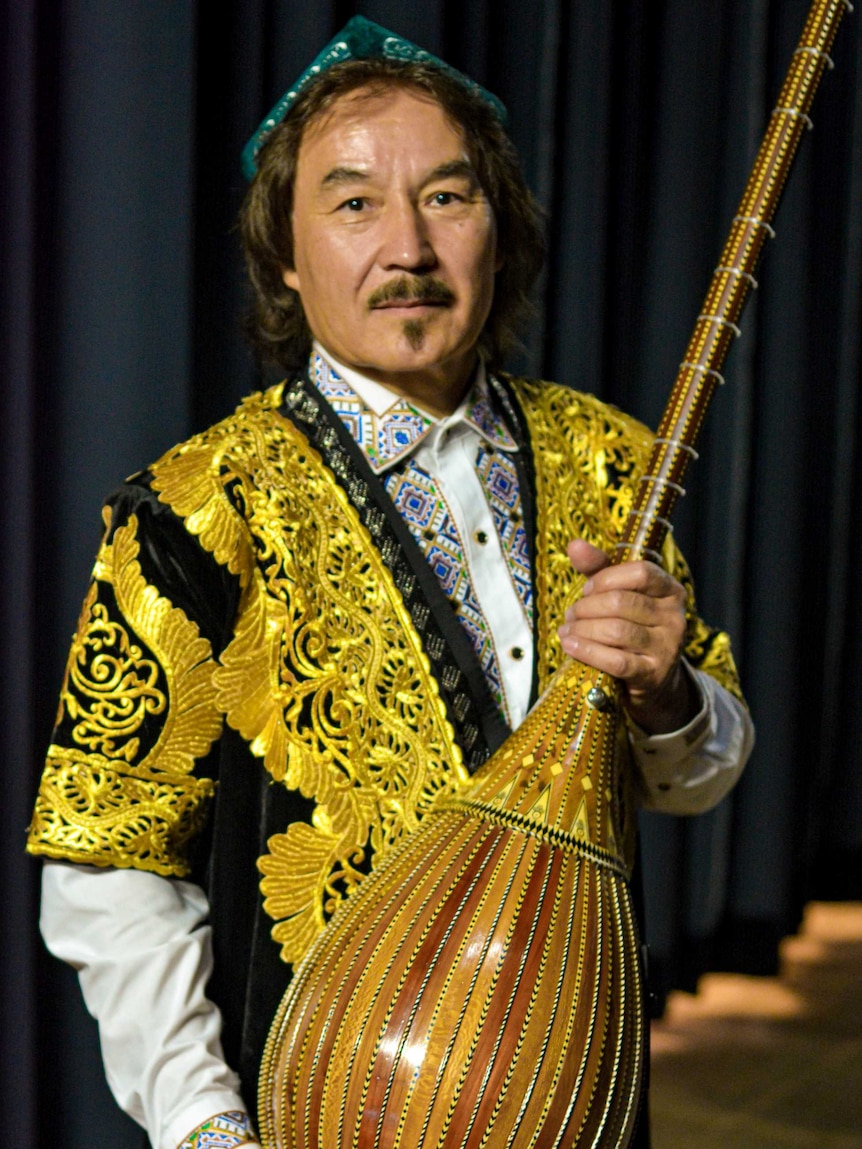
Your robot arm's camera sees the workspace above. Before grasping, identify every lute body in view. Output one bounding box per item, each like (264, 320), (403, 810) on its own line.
(259, 662), (644, 1148)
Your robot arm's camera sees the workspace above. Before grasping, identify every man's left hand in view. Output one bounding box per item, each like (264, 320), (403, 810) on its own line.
(558, 539), (699, 735)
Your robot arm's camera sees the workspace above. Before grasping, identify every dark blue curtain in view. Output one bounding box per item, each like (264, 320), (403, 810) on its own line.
(3, 1), (861, 1144)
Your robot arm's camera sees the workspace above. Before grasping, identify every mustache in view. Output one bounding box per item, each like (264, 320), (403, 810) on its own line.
(367, 276), (455, 309)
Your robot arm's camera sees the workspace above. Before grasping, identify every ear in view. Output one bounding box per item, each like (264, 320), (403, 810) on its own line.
(282, 266), (301, 292)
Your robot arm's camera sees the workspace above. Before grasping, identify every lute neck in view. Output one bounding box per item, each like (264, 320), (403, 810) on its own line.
(615, 0), (851, 567)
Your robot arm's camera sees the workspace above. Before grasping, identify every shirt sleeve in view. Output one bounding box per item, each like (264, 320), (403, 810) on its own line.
(39, 859), (250, 1149)
(628, 664), (754, 814)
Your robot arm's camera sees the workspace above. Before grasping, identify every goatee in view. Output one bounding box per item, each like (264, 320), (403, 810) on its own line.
(403, 319), (426, 350)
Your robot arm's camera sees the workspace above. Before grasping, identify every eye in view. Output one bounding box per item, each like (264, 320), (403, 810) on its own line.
(431, 191), (460, 206)
(340, 197), (366, 212)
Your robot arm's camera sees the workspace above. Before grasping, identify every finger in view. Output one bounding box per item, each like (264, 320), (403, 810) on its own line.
(579, 559), (682, 600)
(568, 587), (672, 625)
(566, 538), (612, 578)
(560, 615), (652, 655)
(558, 630), (645, 681)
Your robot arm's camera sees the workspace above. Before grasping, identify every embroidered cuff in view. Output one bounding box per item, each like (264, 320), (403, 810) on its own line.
(178, 1111), (256, 1149)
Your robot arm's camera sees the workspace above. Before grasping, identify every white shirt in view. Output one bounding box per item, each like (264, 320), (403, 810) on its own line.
(39, 352), (754, 1148)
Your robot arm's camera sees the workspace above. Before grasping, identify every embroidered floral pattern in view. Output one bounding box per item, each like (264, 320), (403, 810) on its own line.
(148, 385), (469, 964)
(29, 370), (745, 971)
(511, 378), (745, 703)
(383, 459), (506, 710)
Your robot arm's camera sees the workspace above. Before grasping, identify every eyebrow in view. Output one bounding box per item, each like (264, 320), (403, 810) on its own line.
(319, 166), (371, 190)
(318, 159), (481, 191)
(423, 160), (480, 187)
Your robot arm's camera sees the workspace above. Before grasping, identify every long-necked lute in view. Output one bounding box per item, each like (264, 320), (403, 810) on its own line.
(258, 2), (851, 1145)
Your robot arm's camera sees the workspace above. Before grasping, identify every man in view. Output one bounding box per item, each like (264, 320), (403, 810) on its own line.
(28, 18), (753, 1149)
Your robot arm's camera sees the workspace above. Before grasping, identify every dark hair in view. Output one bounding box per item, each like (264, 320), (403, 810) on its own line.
(239, 57), (546, 372)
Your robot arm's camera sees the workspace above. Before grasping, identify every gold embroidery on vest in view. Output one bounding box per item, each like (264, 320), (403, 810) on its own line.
(26, 513), (221, 875)
(511, 379), (744, 704)
(150, 386), (469, 965)
(148, 414), (259, 588)
(62, 579), (163, 762)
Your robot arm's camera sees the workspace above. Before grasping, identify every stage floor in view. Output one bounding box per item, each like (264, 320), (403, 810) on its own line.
(650, 902), (862, 1148)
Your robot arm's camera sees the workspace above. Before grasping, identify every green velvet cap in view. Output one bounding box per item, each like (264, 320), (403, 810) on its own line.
(241, 16), (507, 180)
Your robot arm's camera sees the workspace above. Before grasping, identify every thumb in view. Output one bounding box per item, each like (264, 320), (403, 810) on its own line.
(566, 538), (612, 578)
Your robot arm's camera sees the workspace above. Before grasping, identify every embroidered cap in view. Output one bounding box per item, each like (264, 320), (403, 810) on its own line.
(241, 15), (507, 180)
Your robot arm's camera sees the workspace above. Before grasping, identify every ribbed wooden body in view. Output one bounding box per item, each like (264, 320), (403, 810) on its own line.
(259, 661), (645, 1148)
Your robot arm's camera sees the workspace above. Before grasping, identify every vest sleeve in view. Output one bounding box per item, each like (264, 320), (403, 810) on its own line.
(659, 531), (746, 706)
(27, 479), (239, 877)
(509, 377), (749, 711)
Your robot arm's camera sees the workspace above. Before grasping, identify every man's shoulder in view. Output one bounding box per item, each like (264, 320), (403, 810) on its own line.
(150, 382), (289, 470)
(501, 375), (654, 456)
(102, 383), (292, 565)
(118, 382), (291, 504)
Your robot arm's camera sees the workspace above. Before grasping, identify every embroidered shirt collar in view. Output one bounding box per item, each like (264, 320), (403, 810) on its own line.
(310, 344), (518, 474)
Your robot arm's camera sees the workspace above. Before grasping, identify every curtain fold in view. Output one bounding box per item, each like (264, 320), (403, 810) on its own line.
(1, 4), (40, 1145)
(4, 1), (860, 1141)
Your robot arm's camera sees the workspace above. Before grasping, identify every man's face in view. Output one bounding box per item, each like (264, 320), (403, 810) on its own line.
(283, 86), (500, 413)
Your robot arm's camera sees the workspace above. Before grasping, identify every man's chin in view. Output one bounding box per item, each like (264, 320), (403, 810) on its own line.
(329, 321), (478, 383)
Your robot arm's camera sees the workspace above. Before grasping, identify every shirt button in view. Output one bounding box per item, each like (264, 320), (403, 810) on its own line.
(474, 530), (488, 545)
(510, 646), (525, 661)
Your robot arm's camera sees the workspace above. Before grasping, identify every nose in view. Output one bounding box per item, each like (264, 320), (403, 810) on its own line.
(379, 199), (436, 272)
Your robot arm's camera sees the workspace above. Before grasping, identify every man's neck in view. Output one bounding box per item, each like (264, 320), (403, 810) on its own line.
(312, 343), (482, 419)
(362, 373), (470, 418)
(312, 343), (478, 418)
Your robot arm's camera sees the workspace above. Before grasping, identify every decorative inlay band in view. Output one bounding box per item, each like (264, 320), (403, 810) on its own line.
(443, 797), (630, 880)
(626, 509), (674, 534)
(613, 543), (663, 565)
(714, 266), (759, 289)
(639, 475), (686, 498)
(698, 314), (742, 339)
(679, 363), (725, 388)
